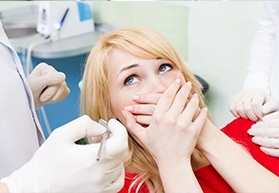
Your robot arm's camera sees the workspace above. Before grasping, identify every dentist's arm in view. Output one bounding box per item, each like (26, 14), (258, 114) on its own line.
(229, 2), (278, 121)
(0, 116), (128, 193)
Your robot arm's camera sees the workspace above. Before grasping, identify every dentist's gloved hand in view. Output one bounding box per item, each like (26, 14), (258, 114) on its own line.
(0, 116), (128, 193)
(248, 112), (279, 157)
(27, 62), (70, 109)
(230, 88), (277, 121)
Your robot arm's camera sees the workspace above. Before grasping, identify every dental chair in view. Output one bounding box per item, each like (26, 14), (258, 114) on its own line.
(195, 74), (209, 94)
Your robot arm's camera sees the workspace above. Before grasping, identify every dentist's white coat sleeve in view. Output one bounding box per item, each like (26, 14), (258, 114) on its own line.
(244, 2), (279, 107)
(0, 20), (44, 178)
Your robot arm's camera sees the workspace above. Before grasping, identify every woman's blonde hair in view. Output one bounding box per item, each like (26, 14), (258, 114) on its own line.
(81, 26), (208, 193)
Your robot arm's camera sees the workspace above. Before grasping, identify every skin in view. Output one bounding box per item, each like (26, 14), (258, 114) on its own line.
(125, 86), (279, 193)
(109, 48), (183, 124)
(107, 48), (279, 193)
(108, 48), (209, 166)
(108, 48), (208, 192)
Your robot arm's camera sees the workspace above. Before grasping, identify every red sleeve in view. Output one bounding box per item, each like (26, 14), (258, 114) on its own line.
(118, 173), (149, 193)
(194, 165), (234, 193)
(221, 118), (279, 176)
(118, 179), (130, 193)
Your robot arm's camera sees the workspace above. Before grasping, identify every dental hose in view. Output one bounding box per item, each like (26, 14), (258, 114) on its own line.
(24, 35), (52, 137)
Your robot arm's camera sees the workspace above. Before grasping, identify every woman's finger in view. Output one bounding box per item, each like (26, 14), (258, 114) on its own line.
(122, 110), (145, 141)
(132, 93), (161, 104)
(190, 107), (208, 134)
(134, 115), (153, 126)
(124, 104), (156, 116)
(179, 93), (200, 124)
(167, 82), (192, 117)
(154, 79), (181, 115)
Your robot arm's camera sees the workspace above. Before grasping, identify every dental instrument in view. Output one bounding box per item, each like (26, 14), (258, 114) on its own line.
(55, 8), (69, 31)
(96, 119), (111, 161)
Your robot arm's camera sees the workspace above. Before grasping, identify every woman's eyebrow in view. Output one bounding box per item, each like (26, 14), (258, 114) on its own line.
(117, 63), (139, 78)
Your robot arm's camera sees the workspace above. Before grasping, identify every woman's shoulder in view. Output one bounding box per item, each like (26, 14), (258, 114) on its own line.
(221, 118), (255, 144)
(222, 118), (255, 132)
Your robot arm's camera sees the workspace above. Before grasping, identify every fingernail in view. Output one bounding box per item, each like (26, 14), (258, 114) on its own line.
(132, 95), (140, 100)
(186, 81), (192, 86)
(175, 79), (181, 83)
(193, 93), (198, 97)
(124, 106), (133, 111)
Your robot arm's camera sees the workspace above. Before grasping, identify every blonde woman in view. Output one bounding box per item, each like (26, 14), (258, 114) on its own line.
(81, 26), (279, 193)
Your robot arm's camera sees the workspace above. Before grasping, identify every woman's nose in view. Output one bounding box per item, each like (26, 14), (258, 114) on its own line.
(149, 76), (167, 93)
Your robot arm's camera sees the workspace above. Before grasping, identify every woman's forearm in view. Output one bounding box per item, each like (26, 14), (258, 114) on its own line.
(198, 120), (279, 193)
(158, 159), (203, 193)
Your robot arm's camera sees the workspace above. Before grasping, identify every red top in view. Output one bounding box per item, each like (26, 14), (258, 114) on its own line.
(119, 118), (279, 193)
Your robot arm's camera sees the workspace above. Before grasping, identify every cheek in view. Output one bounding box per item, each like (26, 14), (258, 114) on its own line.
(110, 90), (133, 122)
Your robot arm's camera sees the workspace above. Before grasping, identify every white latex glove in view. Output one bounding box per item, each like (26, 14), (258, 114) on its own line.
(0, 116), (128, 193)
(248, 112), (279, 157)
(229, 88), (277, 121)
(27, 63), (70, 109)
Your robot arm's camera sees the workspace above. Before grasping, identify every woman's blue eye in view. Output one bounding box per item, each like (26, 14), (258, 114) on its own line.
(159, 64), (172, 74)
(124, 75), (138, 85)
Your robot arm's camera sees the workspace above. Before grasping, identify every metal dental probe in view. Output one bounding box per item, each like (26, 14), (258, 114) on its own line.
(96, 119), (111, 161)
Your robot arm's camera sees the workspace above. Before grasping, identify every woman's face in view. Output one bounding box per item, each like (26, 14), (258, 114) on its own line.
(108, 48), (182, 125)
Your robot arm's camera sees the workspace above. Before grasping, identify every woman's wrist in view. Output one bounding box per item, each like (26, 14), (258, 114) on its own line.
(158, 157), (192, 175)
(196, 119), (222, 152)
(158, 158), (202, 193)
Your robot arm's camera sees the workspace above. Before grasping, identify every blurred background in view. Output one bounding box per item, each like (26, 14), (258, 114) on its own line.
(0, 1), (264, 136)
